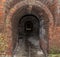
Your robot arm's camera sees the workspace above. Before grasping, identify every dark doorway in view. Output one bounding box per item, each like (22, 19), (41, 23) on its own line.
(13, 14), (48, 57)
(18, 14), (40, 38)
(24, 21), (33, 36)
(17, 14), (44, 57)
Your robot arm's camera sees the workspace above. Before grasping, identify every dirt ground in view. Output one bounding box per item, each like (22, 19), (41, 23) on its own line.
(13, 39), (45, 57)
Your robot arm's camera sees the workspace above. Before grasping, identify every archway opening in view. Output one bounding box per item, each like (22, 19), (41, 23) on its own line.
(5, 0), (54, 56)
(8, 4), (50, 57)
(11, 12), (49, 57)
(11, 13), (49, 57)
(17, 14), (42, 57)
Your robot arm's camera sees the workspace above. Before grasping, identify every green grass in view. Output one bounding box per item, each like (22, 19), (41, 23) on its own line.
(49, 54), (60, 57)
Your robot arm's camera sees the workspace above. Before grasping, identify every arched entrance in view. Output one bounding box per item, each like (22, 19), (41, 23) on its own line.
(5, 0), (54, 57)
(17, 14), (40, 57)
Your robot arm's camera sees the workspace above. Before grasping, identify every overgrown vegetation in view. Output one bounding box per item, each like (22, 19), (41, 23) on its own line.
(49, 54), (60, 57)
(49, 47), (60, 54)
(49, 47), (60, 57)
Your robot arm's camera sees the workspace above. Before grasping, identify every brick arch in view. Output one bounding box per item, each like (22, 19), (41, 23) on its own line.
(5, 0), (54, 56)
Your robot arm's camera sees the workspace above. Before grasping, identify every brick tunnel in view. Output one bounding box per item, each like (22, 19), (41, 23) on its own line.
(11, 9), (49, 57)
(4, 0), (54, 56)
(12, 14), (47, 57)
(1, 0), (59, 57)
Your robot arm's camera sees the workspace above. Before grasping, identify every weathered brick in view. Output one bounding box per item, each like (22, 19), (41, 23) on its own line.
(0, 0), (60, 56)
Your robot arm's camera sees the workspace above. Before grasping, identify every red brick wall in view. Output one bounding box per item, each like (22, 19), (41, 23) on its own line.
(0, 0), (4, 32)
(49, 0), (60, 53)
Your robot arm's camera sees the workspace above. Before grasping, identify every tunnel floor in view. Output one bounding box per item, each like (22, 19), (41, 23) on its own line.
(13, 38), (45, 57)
